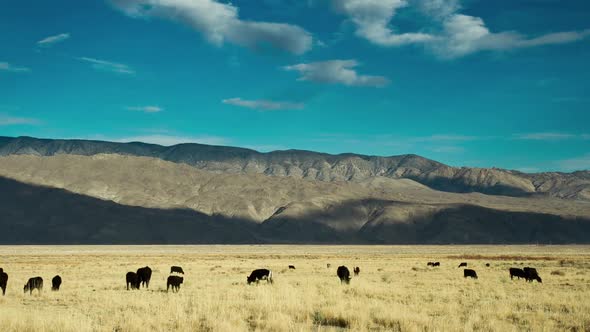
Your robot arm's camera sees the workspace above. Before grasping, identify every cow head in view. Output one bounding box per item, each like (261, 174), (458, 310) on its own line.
(179, 277), (184, 284)
(536, 276), (542, 283)
(247, 276), (255, 284)
(23, 284), (29, 293)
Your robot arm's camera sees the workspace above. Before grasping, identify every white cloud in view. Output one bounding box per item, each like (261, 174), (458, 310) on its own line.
(37, 33), (70, 47)
(78, 57), (135, 74)
(0, 114), (40, 126)
(114, 134), (230, 146)
(110, 0), (312, 54)
(222, 98), (304, 111)
(433, 14), (590, 58)
(0, 62), (31, 73)
(126, 106), (163, 113)
(284, 60), (390, 87)
(558, 154), (590, 172)
(332, 0), (434, 46)
(514, 133), (577, 141)
(330, 0), (590, 58)
(416, 0), (460, 19)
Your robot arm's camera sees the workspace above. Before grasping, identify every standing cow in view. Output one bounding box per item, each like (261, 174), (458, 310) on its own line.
(247, 269), (273, 284)
(509, 268), (526, 280)
(0, 268), (7, 296)
(523, 267), (542, 283)
(337, 266), (351, 284)
(170, 266), (184, 274)
(353, 267), (360, 276)
(137, 266), (152, 289)
(458, 262), (468, 268)
(167, 276), (184, 292)
(126, 272), (140, 290)
(463, 269), (478, 279)
(24, 277), (43, 294)
(51, 275), (62, 291)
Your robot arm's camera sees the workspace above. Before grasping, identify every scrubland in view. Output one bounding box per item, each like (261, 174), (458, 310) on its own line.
(0, 245), (589, 331)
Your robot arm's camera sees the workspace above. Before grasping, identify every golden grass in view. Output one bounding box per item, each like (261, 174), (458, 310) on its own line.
(0, 245), (589, 332)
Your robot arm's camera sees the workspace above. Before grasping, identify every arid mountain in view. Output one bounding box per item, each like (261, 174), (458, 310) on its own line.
(1, 153), (589, 244)
(1, 136), (589, 200)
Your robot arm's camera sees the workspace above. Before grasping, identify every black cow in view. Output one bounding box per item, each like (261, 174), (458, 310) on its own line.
(24, 277), (43, 294)
(509, 268), (526, 280)
(523, 267), (542, 283)
(51, 275), (62, 291)
(288, 265), (296, 270)
(327, 263), (331, 269)
(427, 262), (434, 266)
(126, 272), (140, 290)
(247, 269), (273, 285)
(433, 262), (440, 267)
(0, 268), (7, 296)
(463, 269), (478, 279)
(170, 266), (184, 274)
(167, 276), (183, 292)
(486, 263), (490, 267)
(458, 262), (468, 268)
(137, 266), (152, 288)
(353, 267), (360, 276)
(337, 266), (351, 284)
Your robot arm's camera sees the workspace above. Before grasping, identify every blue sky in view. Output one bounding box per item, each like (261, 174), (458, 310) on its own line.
(1, 0), (589, 172)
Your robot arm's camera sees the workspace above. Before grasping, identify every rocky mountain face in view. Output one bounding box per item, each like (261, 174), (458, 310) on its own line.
(1, 153), (589, 244)
(1, 136), (589, 200)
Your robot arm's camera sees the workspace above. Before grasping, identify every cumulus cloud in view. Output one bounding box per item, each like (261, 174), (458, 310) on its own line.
(0, 114), (40, 126)
(114, 134), (230, 146)
(222, 98), (304, 111)
(332, 0), (433, 46)
(330, 0), (590, 58)
(110, 0), (312, 54)
(78, 57), (135, 74)
(126, 106), (163, 113)
(37, 33), (70, 47)
(433, 14), (590, 58)
(284, 60), (390, 87)
(0, 62), (31, 73)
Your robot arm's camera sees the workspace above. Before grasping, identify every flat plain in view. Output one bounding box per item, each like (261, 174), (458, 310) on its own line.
(0, 245), (589, 331)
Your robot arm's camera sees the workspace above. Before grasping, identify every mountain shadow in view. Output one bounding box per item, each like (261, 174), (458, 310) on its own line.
(0, 176), (261, 244)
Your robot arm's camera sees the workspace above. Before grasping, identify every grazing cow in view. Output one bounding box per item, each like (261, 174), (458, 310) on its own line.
(327, 263), (331, 269)
(167, 276), (183, 292)
(247, 269), (273, 285)
(463, 269), (478, 279)
(24, 277), (43, 294)
(51, 275), (62, 291)
(433, 262), (440, 267)
(353, 267), (360, 276)
(288, 265), (296, 270)
(170, 266), (184, 274)
(509, 268), (526, 280)
(337, 266), (351, 284)
(0, 268), (7, 296)
(126, 272), (140, 290)
(523, 267), (542, 283)
(458, 262), (467, 268)
(136, 266), (152, 288)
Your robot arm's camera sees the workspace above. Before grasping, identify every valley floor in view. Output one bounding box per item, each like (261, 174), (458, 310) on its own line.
(0, 245), (589, 331)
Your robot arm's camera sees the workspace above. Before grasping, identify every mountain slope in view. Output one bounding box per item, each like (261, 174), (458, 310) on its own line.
(1, 136), (588, 200)
(1, 154), (589, 244)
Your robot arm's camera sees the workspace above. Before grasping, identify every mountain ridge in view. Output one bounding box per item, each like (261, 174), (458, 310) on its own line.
(1, 136), (589, 200)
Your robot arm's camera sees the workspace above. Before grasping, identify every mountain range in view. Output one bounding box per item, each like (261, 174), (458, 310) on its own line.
(1, 136), (589, 244)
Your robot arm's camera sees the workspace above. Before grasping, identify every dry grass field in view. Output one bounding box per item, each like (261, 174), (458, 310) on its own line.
(0, 245), (589, 332)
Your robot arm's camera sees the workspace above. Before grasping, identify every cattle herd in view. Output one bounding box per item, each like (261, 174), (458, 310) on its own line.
(0, 261), (543, 296)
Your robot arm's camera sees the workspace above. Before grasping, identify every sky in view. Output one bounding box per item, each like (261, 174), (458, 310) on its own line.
(1, 0), (589, 172)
